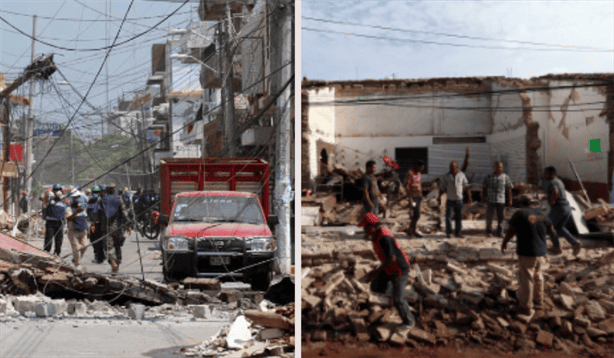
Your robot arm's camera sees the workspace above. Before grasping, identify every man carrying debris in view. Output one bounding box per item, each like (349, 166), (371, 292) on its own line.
(359, 212), (415, 328)
(66, 189), (88, 269)
(405, 160), (425, 238)
(363, 160), (381, 215)
(43, 183), (67, 256)
(542, 166), (582, 256)
(439, 161), (472, 238)
(482, 161), (513, 237)
(501, 194), (554, 321)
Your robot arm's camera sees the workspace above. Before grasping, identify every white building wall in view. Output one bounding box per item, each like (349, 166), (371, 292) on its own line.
(334, 92), (492, 137)
(545, 80), (608, 184)
(307, 87), (336, 182)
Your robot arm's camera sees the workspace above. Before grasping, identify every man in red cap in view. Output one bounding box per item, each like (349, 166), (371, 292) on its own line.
(359, 212), (415, 327)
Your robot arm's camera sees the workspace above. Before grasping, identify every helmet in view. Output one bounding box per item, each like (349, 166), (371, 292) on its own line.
(92, 185), (100, 192)
(52, 183), (62, 191)
(99, 184), (107, 191)
(357, 212), (379, 227)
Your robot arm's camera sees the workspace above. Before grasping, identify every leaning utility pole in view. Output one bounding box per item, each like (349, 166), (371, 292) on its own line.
(222, 3), (236, 157)
(24, 14), (36, 195)
(271, 0), (293, 274)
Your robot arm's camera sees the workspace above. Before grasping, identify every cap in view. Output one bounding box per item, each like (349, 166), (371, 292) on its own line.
(91, 185), (100, 192)
(357, 212), (379, 227)
(69, 189), (82, 197)
(383, 156), (399, 170)
(519, 194), (539, 206)
(52, 183), (62, 191)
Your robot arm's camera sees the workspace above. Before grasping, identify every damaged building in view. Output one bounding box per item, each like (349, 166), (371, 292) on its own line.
(302, 74), (614, 201)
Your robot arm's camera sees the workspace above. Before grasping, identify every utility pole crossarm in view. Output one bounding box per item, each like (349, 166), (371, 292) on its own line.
(0, 53), (56, 99)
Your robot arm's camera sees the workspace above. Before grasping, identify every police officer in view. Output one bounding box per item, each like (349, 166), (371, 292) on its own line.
(88, 185), (106, 264)
(95, 183), (128, 274)
(43, 183), (67, 255)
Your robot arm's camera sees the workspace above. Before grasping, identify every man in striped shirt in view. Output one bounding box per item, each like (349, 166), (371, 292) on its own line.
(360, 212), (415, 328)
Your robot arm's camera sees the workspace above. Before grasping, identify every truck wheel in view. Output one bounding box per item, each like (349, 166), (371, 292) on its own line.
(250, 270), (272, 291)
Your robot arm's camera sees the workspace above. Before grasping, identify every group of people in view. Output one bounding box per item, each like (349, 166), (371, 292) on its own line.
(359, 158), (585, 327)
(42, 183), (133, 274)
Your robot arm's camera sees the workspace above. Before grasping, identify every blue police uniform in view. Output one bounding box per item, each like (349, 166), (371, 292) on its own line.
(96, 192), (128, 265)
(44, 185), (66, 255)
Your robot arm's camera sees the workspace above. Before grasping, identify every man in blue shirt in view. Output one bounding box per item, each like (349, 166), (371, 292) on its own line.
(43, 183), (66, 256)
(501, 194), (555, 322)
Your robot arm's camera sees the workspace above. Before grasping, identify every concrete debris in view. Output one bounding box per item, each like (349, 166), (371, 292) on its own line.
(302, 221), (614, 355)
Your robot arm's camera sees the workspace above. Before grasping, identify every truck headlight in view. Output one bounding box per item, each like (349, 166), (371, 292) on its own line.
(246, 237), (275, 251)
(165, 236), (189, 251)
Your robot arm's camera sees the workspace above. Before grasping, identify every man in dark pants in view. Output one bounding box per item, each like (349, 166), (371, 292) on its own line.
(88, 185), (106, 264)
(542, 166), (582, 256)
(95, 184), (128, 274)
(359, 212), (415, 328)
(438, 161), (472, 238)
(501, 194), (555, 322)
(405, 160), (425, 238)
(363, 160), (380, 215)
(482, 161), (513, 237)
(43, 183), (66, 255)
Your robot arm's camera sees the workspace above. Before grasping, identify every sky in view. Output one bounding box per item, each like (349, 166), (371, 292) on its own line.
(301, 1), (614, 81)
(0, 0), (201, 139)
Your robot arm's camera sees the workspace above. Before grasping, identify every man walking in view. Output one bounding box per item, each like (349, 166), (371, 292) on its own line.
(363, 160), (381, 215)
(43, 184), (66, 255)
(359, 212), (415, 327)
(66, 189), (88, 269)
(95, 184), (128, 274)
(19, 190), (28, 214)
(501, 195), (555, 321)
(438, 161), (472, 238)
(542, 166), (582, 256)
(405, 160), (425, 238)
(482, 161), (513, 237)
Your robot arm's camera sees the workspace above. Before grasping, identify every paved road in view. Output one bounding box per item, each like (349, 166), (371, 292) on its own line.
(0, 318), (228, 358)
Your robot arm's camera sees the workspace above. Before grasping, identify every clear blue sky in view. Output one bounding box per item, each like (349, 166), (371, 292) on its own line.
(301, 1), (614, 81)
(0, 0), (198, 137)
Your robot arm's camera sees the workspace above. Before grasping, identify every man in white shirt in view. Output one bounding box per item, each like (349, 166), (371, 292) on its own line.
(438, 161), (472, 238)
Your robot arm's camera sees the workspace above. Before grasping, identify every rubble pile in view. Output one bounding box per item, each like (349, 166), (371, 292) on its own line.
(301, 246), (614, 355)
(182, 303), (295, 358)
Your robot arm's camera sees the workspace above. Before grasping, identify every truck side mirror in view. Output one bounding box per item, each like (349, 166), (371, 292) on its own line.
(267, 215), (279, 230)
(158, 215), (169, 227)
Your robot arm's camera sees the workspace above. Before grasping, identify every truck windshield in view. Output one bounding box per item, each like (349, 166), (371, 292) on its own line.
(172, 196), (265, 225)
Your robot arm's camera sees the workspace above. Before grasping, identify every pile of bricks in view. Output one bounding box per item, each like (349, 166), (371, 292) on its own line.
(301, 247), (614, 354)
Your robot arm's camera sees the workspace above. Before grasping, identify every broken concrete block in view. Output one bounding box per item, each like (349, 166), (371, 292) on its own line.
(560, 282), (583, 296)
(471, 318), (485, 331)
(560, 320), (574, 336)
(516, 338), (536, 350)
(0, 298), (12, 313)
(423, 269), (432, 285)
(496, 317), (509, 328)
(67, 302), (86, 315)
(486, 263), (513, 277)
(226, 315), (251, 349)
(35, 303), (56, 317)
(432, 277), (457, 292)
(13, 296), (42, 314)
(478, 248), (503, 260)
(369, 294), (391, 307)
(367, 309), (385, 324)
(349, 317), (370, 342)
(510, 321), (527, 334)
(50, 299), (67, 315)
(375, 323), (397, 342)
(389, 329), (408, 346)
(258, 328), (285, 340)
(586, 327), (607, 338)
(302, 295), (322, 309)
(191, 305), (209, 319)
(597, 317), (614, 334)
(405, 285), (419, 304)
(415, 282), (441, 296)
(536, 330), (554, 347)
(573, 316), (591, 328)
(598, 299), (614, 314)
(407, 327), (436, 345)
(559, 294), (574, 310)
(446, 262), (467, 275)
(128, 303), (145, 320)
(585, 300), (606, 322)
(183, 278), (221, 291)
(423, 294), (449, 309)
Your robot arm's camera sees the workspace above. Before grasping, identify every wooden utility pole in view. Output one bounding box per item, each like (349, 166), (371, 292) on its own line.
(25, 14), (36, 195)
(222, 3), (235, 157)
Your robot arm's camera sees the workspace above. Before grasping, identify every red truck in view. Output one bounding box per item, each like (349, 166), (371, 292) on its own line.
(158, 158), (277, 290)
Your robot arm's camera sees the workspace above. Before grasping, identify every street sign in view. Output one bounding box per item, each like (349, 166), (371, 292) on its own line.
(33, 123), (62, 137)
